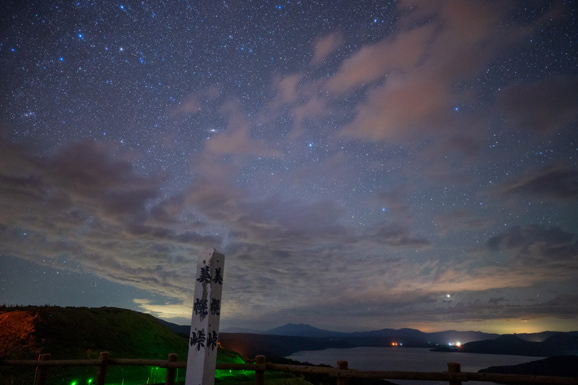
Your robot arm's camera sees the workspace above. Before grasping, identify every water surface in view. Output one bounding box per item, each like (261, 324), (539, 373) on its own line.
(287, 346), (543, 385)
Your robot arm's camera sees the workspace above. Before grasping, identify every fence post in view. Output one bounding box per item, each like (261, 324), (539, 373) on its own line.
(35, 353), (51, 385)
(447, 362), (461, 385)
(96, 352), (109, 385)
(336, 361), (348, 385)
(255, 355), (266, 385)
(165, 353), (178, 385)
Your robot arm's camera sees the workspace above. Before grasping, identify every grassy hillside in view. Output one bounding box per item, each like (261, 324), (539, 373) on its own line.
(1, 306), (189, 360)
(0, 306), (252, 385)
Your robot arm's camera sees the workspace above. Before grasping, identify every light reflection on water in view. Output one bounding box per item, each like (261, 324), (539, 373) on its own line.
(286, 346), (544, 385)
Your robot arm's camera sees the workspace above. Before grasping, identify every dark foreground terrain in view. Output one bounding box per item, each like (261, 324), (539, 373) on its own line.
(0, 306), (394, 385)
(1, 306), (576, 384)
(0, 306), (253, 385)
(479, 355), (578, 377)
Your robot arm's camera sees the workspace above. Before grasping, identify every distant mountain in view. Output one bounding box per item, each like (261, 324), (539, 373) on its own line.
(479, 355), (578, 377)
(157, 320), (578, 358)
(216, 324), (510, 356)
(264, 323), (350, 337)
(221, 326), (262, 334)
(157, 318), (190, 336)
(248, 323), (500, 345)
(218, 333), (353, 358)
(513, 331), (565, 342)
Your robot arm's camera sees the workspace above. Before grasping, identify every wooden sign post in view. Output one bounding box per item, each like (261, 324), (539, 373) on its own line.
(185, 248), (225, 385)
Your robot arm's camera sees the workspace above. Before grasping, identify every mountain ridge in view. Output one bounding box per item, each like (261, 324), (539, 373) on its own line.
(264, 323), (351, 337)
(220, 322), (578, 343)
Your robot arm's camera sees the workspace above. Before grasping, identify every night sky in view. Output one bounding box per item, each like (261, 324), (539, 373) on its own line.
(1, 1), (577, 334)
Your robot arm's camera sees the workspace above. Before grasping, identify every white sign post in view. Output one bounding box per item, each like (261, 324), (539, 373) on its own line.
(185, 248), (225, 385)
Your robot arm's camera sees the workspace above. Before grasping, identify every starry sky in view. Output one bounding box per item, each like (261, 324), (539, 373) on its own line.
(1, 1), (577, 334)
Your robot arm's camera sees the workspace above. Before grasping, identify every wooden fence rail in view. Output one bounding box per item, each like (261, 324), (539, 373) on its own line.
(1, 352), (577, 385)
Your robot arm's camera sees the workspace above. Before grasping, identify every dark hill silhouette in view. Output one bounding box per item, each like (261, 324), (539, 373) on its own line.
(433, 333), (578, 357)
(0, 306), (189, 360)
(541, 333), (578, 356)
(0, 306), (248, 385)
(462, 334), (545, 356)
(513, 331), (566, 342)
(479, 355), (578, 377)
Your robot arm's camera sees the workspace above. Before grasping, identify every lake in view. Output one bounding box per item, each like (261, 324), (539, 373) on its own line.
(286, 346), (544, 385)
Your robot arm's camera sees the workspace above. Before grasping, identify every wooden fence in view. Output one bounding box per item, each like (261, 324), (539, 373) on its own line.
(1, 352), (577, 385)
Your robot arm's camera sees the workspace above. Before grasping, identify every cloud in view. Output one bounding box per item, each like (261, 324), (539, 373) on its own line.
(204, 98), (283, 158)
(272, 74), (303, 105)
(324, 25), (431, 94)
(133, 298), (193, 321)
(531, 294), (578, 317)
(435, 210), (491, 235)
(185, 176), (356, 247)
(487, 225), (578, 264)
(3, 133), (575, 330)
(488, 297), (506, 305)
(332, 0), (533, 144)
(0, 139), (161, 226)
(311, 33), (343, 66)
(0, 136), (225, 301)
(497, 165), (578, 201)
(240, 282), (578, 331)
(367, 222), (431, 249)
(170, 86), (220, 116)
(498, 75), (578, 134)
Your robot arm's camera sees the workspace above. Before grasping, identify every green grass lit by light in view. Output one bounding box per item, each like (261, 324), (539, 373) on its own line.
(215, 369), (252, 380)
(147, 365), (167, 383)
